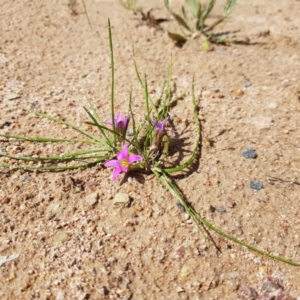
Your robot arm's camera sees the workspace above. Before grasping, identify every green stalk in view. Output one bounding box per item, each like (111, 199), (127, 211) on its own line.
(0, 148), (108, 162)
(25, 110), (104, 144)
(85, 97), (110, 142)
(108, 19), (117, 147)
(81, 0), (92, 30)
(163, 78), (200, 174)
(0, 159), (105, 171)
(83, 106), (114, 150)
(152, 168), (299, 266)
(0, 134), (93, 144)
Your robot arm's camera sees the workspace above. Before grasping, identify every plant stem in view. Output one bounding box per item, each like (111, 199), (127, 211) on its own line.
(152, 168), (299, 266)
(108, 19), (116, 147)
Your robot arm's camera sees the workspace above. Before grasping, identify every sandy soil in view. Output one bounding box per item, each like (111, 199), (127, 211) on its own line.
(0, 0), (300, 299)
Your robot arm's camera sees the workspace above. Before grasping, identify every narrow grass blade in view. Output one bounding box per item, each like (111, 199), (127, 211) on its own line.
(203, 16), (227, 34)
(224, 0), (236, 15)
(167, 32), (187, 43)
(83, 107), (114, 149)
(0, 160), (104, 171)
(203, 0), (236, 34)
(108, 19), (117, 147)
(200, 0), (216, 30)
(171, 12), (192, 32)
(163, 79), (200, 173)
(25, 110), (103, 144)
(81, 0), (92, 30)
(196, 4), (202, 31)
(181, 6), (188, 21)
(0, 134), (93, 144)
(84, 98), (113, 147)
(164, 0), (171, 10)
(160, 62), (172, 119)
(185, 0), (199, 18)
(153, 168), (299, 266)
(0, 148), (108, 163)
(85, 98), (108, 133)
(128, 91), (143, 153)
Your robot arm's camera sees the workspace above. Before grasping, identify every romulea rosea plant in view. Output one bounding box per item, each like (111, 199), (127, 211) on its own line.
(0, 20), (299, 267)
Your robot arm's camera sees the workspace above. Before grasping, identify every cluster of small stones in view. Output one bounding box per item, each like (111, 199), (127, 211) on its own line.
(239, 277), (297, 300)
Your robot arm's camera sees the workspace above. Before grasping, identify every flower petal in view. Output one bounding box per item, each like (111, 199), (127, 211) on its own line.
(104, 159), (120, 168)
(116, 144), (129, 161)
(152, 120), (165, 132)
(115, 112), (122, 125)
(121, 165), (129, 172)
(112, 167), (122, 180)
(128, 154), (143, 163)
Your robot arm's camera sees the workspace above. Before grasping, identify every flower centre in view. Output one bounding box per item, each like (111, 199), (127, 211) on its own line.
(121, 158), (129, 168)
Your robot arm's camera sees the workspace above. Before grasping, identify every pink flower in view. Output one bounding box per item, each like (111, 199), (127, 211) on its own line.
(105, 112), (130, 138)
(114, 112), (130, 132)
(104, 144), (142, 180)
(151, 120), (166, 150)
(152, 120), (165, 133)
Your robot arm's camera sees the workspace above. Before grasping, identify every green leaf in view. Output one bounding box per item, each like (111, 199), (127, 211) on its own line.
(164, 0), (170, 9)
(24, 110), (104, 144)
(81, 0), (92, 30)
(171, 11), (192, 32)
(195, 3), (202, 30)
(224, 0), (236, 15)
(181, 6), (188, 21)
(185, 0), (199, 18)
(200, 0), (216, 29)
(163, 78), (200, 173)
(167, 31), (187, 43)
(152, 169), (300, 266)
(0, 134), (92, 144)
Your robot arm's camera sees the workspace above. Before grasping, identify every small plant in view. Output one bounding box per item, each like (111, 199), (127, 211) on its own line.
(119, 0), (138, 10)
(1, 20), (299, 268)
(119, 1), (168, 31)
(164, 0), (236, 46)
(240, 277), (297, 300)
(137, 8), (168, 30)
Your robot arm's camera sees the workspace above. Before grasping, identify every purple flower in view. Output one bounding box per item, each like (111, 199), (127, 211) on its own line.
(114, 112), (130, 132)
(104, 144), (142, 180)
(106, 112), (130, 139)
(152, 120), (165, 133)
(151, 120), (166, 150)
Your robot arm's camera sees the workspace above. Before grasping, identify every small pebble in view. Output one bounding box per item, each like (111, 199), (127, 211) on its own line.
(5, 92), (20, 101)
(250, 181), (264, 190)
(168, 113), (176, 121)
(113, 193), (130, 206)
(231, 89), (244, 99)
(0, 121), (11, 129)
(21, 174), (32, 181)
(52, 231), (71, 244)
(209, 205), (216, 213)
(268, 102), (278, 109)
(216, 206), (226, 213)
(225, 198), (236, 208)
(176, 286), (185, 293)
(0, 253), (20, 267)
(126, 130), (134, 136)
(176, 202), (185, 212)
(245, 79), (252, 87)
(86, 192), (99, 207)
(184, 213), (190, 221)
(0, 145), (7, 153)
(242, 147), (257, 159)
(229, 271), (239, 278)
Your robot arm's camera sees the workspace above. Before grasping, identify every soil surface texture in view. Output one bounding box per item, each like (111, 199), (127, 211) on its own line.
(0, 0), (300, 299)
